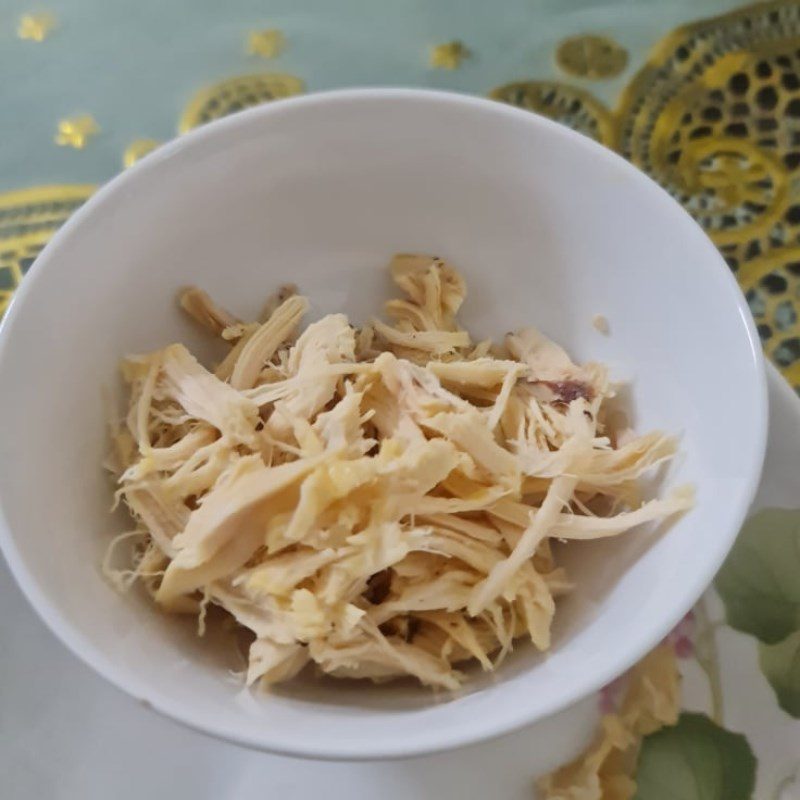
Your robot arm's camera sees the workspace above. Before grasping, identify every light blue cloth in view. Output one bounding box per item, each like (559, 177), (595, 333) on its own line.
(1, 0), (744, 190)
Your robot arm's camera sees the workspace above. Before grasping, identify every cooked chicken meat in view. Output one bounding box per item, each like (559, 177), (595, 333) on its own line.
(106, 254), (692, 690)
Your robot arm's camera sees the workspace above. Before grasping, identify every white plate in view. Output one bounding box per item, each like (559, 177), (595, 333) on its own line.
(2, 363), (795, 800)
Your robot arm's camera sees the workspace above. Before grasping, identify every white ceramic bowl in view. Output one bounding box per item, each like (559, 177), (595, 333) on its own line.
(0, 89), (767, 760)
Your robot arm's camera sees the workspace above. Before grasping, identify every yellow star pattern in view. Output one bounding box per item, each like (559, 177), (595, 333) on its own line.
(55, 115), (100, 149)
(429, 40), (470, 70)
(246, 29), (286, 59)
(17, 12), (57, 42)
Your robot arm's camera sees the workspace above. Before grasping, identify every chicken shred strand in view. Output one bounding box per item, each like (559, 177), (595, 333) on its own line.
(106, 254), (692, 690)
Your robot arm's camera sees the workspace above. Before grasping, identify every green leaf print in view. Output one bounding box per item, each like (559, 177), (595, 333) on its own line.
(759, 630), (800, 718)
(634, 713), (756, 800)
(714, 509), (800, 644)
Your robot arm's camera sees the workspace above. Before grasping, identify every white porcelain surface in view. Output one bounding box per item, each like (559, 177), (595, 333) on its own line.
(0, 89), (767, 760)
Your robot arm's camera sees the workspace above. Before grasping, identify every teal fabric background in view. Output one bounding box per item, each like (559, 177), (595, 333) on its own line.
(1, 0), (744, 188)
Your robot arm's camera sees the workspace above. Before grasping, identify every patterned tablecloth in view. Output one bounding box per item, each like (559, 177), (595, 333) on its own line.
(1, 1), (799, 798)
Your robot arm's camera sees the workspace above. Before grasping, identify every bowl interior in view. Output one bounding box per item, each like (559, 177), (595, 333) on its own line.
(0, 90), (766, 759)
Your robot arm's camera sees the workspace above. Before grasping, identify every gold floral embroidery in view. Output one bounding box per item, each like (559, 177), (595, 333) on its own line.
(556, 35), (628, 80)
(490, 0), (800, 391)
(122, 139), (161, 168)
(0, 185), (95, 318)
(489, 81), (615, 145)
(615, 0), (800, 391)
(179, 73), (304, 133)
(736, 247), (800, 389)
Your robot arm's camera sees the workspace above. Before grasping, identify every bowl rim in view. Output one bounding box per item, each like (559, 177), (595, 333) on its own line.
(0, 87), (769, 761)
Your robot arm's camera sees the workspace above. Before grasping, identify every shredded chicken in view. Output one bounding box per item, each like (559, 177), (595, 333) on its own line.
(537, 644), (681, 800)
(105, 254), (692, 690)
